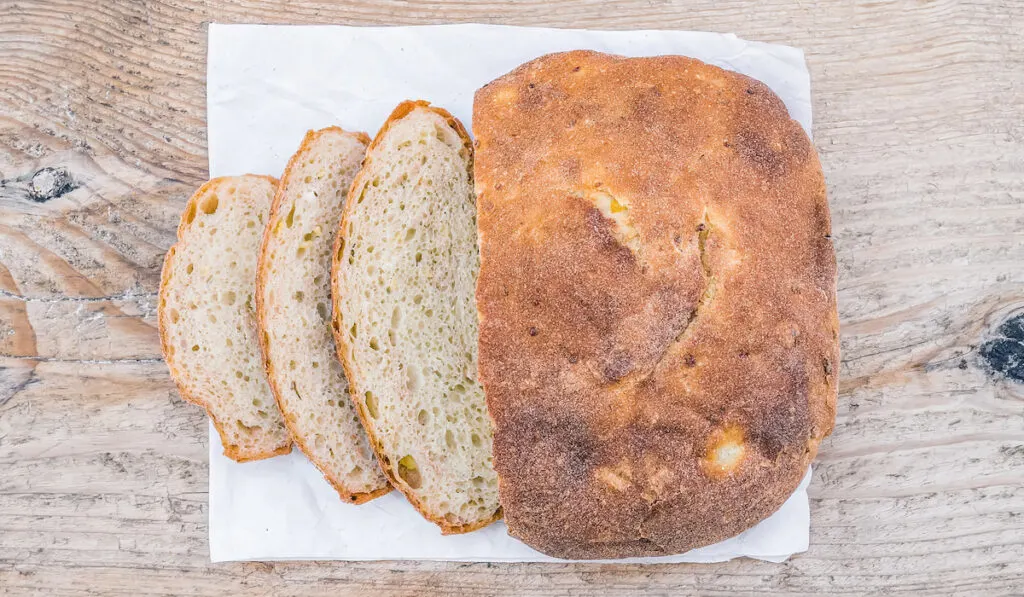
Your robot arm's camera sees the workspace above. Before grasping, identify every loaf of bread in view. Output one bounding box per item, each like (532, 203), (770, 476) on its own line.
(474, 51), (838, 558)
(331, 101), (501, 533)
(256, 128), (390, 503)
(159, 175), (291, 461)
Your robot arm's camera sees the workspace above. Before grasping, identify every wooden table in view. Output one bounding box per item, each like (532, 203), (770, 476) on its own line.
(1, 1), (1022, 595)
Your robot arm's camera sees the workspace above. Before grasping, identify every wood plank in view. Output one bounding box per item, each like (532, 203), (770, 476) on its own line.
(0, 0), (1022, 594)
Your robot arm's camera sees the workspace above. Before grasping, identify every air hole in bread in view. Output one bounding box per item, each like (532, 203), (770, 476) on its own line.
(288, 360), (297, 370)
(285, 203), (296, 228)
(168, 309), (180, 323)
(208, 313), (216, 323)
(184, 203), (197, 225)
(349, 324), (357, 338)
(365, 391), (379, 418)
(191, 344), (200, 352)
(417, 409), (429, 425)
(406, 366), (422, 392)
(316, 302), (329, 321)
(369, 338), (380, 351)
(415, 252), (422, 263)
(185, 264), (194, 275)
(405, 228), (416, 241)
(470, 433), (481, 447)
(199, 195), (219, 214)
(445, 429), (457, 449)
(312, 361), (319, 368)
(235, 371), (243, 379)
(293, 290), (304, 302)
(221, 291), (236, 306)
(397, 455), (422, 489)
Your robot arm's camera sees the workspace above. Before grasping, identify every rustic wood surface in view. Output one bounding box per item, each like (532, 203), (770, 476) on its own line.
(1, 0), (1022, 595)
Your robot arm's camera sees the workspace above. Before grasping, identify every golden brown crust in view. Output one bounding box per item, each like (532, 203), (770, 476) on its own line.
(254, 127), (390, 503)
(474, 51), (838, 558)
(330, 100), (501, 534)
(158, 175), (292, 463)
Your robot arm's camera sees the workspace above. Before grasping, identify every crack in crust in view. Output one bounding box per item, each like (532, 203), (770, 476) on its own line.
(585, 188), (642, 257)
(649, 210), (716, 376)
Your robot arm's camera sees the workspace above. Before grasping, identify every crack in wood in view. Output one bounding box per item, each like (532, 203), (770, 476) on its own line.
(0, 356), (164, 364)
(0, 289), (157, 304)
(0, 361), (39, 406)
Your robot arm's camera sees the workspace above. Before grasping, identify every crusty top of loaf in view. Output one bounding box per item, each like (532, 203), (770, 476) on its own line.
(473, 51), (838, 559)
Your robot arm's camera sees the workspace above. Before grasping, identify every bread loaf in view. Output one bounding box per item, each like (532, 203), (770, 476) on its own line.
(331, 101), (501, 533)
(474, 51), (838, 558)
(256, 128), (390, 503)
(159, 175), (291, 462)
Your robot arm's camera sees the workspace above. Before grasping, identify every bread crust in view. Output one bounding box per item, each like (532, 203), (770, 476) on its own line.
(158, 175), (292, 462)
(330, 101), (501, 533)
(474, 51), (838, 558)
(254, 127), (390, 504)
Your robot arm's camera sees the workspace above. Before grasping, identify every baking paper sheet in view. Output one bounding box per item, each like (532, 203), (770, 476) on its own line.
(206, 23), (815, 564)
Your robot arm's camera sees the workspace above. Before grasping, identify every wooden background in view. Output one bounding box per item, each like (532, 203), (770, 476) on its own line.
(1, 0), (1022, 595)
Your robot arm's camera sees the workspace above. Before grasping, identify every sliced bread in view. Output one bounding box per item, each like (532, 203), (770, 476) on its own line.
(331, 101), (500, 533)
(256, 127), (390, 503)
(159, 175), (291, 461)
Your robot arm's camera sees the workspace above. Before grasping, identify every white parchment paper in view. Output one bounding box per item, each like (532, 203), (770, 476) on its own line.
(206, 23), (815, 564)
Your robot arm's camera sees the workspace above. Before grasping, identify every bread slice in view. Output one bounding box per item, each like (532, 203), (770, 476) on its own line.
(255, 127), (390, 503)
(331, 101), (500, 533)
(159, 175), (291, 461)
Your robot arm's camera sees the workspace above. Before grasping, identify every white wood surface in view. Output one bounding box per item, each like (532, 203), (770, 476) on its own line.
(0, 1), (1022, 595)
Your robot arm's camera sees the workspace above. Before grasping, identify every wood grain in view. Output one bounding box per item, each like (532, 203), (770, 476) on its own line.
(1, 0), (1022, 595)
